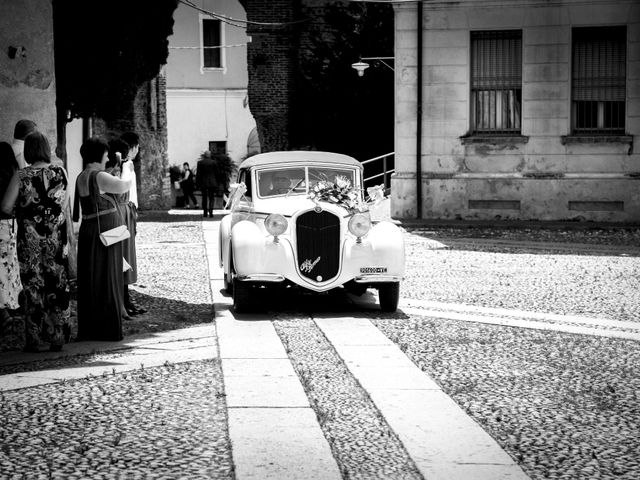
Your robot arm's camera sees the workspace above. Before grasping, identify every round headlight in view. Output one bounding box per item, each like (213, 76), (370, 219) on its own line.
(348, 213), (371, 237)
(265, 214), (288, 236)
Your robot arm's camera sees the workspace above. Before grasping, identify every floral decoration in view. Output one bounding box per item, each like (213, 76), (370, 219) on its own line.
(308, 175), (384, 214)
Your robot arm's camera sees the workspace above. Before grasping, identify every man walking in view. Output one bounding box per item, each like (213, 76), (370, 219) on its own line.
(11, 119), (37, 169)
(196, 151), (218, 218)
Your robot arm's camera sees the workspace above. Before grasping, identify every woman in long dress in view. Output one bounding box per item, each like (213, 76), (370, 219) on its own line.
(74, 137), (131, 341)
(2, 132), (70, 351)
(0, 142), (24, 351)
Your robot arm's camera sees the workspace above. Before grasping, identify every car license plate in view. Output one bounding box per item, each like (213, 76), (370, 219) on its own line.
(360, 267), (387, 273)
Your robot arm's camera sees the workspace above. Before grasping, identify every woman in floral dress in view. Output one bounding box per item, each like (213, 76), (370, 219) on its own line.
(0, 142), (24, 351)
(2, 132), (70, 351)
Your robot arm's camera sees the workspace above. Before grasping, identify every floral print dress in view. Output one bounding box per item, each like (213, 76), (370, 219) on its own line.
(15, 165), (70, 349)
(0, 219), (22, 309)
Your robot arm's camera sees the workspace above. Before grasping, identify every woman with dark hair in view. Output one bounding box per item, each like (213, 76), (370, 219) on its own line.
(0, 142), (23, 351)
(180, 162), (198, 208)
(1, 132), (70, 352)
(74, 137), (131, 341)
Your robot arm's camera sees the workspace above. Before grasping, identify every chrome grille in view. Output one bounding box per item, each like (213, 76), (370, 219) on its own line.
(296, 210), (340, 281)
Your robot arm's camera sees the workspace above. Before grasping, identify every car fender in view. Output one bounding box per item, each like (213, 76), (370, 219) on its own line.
(219, 213), (233, 270)
(366, 221), (405, 276)
(231, 220), (270, 276)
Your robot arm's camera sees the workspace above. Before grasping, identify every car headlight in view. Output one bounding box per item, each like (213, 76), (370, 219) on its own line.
(348, 213), (371, 238)
(265, 213), (288, 237)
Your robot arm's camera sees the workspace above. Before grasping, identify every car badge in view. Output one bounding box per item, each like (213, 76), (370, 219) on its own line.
(314, 205), (323, 213)
(300, 256), (321, 273)
(316, 275), (323, 281)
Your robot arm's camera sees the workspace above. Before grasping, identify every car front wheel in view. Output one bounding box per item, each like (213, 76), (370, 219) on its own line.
(378, 283), (400, 312)
(233, 278), (252, 313)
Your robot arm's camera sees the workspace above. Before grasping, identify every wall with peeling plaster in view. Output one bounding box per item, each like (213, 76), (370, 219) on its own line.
(392, 0), (640, 221)
(0, 0), (57, 150)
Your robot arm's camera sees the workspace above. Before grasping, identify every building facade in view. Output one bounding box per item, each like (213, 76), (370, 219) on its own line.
(392, 0), (640, 221)
(165, 0), (258, 169)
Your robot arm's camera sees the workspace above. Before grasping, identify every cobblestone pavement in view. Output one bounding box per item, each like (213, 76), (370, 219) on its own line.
(1, 212), (639, 480)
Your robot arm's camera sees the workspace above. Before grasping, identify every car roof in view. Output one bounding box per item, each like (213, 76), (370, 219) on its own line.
(239, 151), (363, 170)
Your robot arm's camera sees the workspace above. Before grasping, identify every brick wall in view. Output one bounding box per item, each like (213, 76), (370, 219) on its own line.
(242, 0), (300, 152)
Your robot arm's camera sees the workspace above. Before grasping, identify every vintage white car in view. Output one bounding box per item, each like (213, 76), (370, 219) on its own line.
(218, 151), (405, 313)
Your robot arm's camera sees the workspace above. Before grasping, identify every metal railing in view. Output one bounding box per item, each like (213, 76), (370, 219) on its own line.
(362, 152), (394, 196)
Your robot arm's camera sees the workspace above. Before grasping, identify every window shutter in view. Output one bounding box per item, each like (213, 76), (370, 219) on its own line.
(471, 31), (522, 90)
(572, 27), (626, 102)
(203, 19), (221, 68)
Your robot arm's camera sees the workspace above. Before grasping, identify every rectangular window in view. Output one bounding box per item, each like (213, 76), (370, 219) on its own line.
(470, 30), (522, 134)
(202, 18), (222, 68)
(572, 26), (626, 135)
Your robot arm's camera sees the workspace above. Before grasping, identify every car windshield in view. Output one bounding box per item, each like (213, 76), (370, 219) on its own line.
(257, 166), (356, 198)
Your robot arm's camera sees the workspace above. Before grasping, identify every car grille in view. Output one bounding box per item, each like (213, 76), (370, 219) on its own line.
(296, 210), (340, 281)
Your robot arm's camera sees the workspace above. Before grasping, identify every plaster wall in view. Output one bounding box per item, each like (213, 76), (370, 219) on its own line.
(0, 0), (57, 152)
(165, 0), (250, 89)
(392, 0), (640, 221)
(167, 89), (256, 167)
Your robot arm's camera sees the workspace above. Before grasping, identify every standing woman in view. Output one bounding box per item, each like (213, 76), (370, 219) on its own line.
(180, 162), (198, 208)
(74, 137), (131, 341)
(0, 142), (23, 351)
(2, 132), (70, 352)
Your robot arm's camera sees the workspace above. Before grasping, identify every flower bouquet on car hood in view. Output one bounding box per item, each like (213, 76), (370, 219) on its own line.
(308, 175), (384, 215)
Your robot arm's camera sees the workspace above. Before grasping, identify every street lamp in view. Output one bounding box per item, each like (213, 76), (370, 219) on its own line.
(351, 56), (394, 76)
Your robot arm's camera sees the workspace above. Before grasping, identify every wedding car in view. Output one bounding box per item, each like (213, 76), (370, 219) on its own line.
(218, 151), (405, 313)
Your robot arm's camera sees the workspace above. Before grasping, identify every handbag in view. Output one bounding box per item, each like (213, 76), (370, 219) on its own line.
(96, 192), (130, 247)
(99, 225), (130, 246)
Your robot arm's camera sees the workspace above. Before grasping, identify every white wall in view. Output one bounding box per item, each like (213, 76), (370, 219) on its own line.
(166, 89), (257, 168)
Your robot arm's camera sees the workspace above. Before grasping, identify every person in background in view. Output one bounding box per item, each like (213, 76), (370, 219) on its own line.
(180, 162), (198, 209)
(11, 119), (37, 169)
(119, 131), (146, 316)
(196, 151), (218, 218)
(73, 137), (131, 341)
(2, 132), (70, 352)
(0, 142), (24, 351)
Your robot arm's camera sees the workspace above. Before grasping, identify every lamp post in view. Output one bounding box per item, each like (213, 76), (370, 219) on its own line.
(351, 56), (394, 76)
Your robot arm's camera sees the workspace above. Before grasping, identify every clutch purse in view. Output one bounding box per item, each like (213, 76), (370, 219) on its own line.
(99, 225), (130, 247)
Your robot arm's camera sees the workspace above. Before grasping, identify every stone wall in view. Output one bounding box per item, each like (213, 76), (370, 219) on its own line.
(0, 0), (57, 152)
(94, 73), (171, 210)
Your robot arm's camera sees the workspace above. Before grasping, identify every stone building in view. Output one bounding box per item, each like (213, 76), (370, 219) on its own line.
(391, 0), (640, 221)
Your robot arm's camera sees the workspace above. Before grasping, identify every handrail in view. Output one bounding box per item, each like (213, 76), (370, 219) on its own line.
(362, 152), (394, 195)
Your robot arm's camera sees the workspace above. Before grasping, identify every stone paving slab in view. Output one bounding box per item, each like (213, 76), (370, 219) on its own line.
(229, 408), (341, 480)
(0, 324), (216, 367)
(315, 317), (530, 480)
(0, 342), (217, 392)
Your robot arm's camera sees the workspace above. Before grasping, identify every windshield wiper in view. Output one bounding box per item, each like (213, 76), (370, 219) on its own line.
(285, 178), (305, 197)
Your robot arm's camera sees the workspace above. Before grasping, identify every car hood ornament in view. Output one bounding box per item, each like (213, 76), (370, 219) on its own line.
(300, 256), (321, 273)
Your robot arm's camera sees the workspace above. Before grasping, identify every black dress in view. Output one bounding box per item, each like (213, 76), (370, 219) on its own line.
(76, 170), (124, 341)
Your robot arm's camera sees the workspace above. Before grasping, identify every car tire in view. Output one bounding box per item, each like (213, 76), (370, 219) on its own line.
(224, 247), (234, 294)
(233, 278), (252, 313)
(378, 283), (400, 312)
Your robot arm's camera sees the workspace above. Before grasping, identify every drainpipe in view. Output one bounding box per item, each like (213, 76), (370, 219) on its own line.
(416, 1), (423, 219)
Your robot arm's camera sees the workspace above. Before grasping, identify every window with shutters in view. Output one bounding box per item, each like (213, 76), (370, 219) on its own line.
(470, 30), (522, 135)
(202, 18), (222, 69)
(572, 26), (626, 135)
